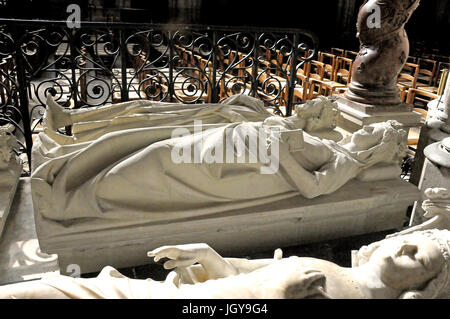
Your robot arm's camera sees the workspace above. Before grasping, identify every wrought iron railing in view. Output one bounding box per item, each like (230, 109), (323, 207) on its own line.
(0, 19), (318, 174)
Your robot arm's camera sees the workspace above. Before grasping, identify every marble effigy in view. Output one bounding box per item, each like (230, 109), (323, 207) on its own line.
(30, 97), (419, 274)
(32, 107), (407, 220)
(0, 228), (449, 299)
(41, 94), (342, 145)
(0, 124), (23, 238)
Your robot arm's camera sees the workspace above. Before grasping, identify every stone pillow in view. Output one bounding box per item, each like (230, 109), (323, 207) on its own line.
(356, 163), (401, 182)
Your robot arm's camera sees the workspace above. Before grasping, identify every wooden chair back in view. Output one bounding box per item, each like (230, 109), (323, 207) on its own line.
(417, 58), (437, 86)
(318, 52), (336, 80)
(334, 57), (353, 84)
(344, 50), (359, 60)
(331, 48), (345, 57)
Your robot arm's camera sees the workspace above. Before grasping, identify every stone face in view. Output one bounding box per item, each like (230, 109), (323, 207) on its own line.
(0, 229), (449, 299)
(345, 0), (421, 107)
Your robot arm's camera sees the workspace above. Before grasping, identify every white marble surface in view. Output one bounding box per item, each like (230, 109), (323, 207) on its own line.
(0, 161), (22, 237)
(40, 178), (419, 275)
(0, 178), (59, 285)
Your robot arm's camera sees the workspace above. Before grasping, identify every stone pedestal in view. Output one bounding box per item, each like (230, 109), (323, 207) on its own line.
(337, 0), (422, 132)
(33, 178), (419, 274)
(410, 138), (450, 226)
(337, 97), (422, 133)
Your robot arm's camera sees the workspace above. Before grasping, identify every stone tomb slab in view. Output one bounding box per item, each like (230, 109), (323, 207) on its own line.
(34, 178), (420, 275)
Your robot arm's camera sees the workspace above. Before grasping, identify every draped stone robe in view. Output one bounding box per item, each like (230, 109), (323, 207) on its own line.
(31, 116), (363, 222)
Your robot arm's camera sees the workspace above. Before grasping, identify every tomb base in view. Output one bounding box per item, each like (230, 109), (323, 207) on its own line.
(336, 96), (423, 133)
(34, 178), (419, 275)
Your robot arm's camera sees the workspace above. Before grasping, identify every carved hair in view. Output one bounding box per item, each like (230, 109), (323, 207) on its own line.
(356, 229), (450, 299)
(339, 120), (408, 166)
(295, 96), (338, 131)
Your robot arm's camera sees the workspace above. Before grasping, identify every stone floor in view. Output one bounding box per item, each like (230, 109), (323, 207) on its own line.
(0, 178), (404, 284)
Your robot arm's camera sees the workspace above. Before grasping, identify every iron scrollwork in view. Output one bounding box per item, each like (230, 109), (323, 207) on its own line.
(0, 20), (318, 175)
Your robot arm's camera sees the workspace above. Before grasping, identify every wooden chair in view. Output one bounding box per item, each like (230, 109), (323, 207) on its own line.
(318, 52), (336, 81)
(406, 88), (438, 108)
(417, 58), (437, 87)
(430, 54), (450, 63)
(334, 57), (353, 85)
(272, 49), (286, 76)
(407, 56), (418, 64)
(307, 77), (346, 100)
(401, 56), (418, 74)
(344, 50), (359, 60)
(303, 49), (315, 59)
(308, 60), (325, 80)
(434, 62), (450, 88)
(331, 48), (345, 57)
(436, 68), (449, 96)
(292, 73), (310, 103)
(216, 45), (229, 72)
(397, 62), (419, 102)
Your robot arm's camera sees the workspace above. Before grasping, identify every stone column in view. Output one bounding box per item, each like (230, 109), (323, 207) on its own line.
(410, 137), (450, 225)
(336, 0), (422, 132)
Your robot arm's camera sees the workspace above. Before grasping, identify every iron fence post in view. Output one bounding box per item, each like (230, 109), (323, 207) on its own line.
(286, 33), (299, 117)
(13, 26), (33, 171)
(210, 30), (218, 103)
(120, 29), (129, 102)
(168, 30), (175, 102)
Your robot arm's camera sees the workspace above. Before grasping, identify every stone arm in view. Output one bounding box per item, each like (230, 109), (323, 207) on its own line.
(148, 244), (239, 281)
(148, 244), (278, 283)
(285, 151), (360, 199)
